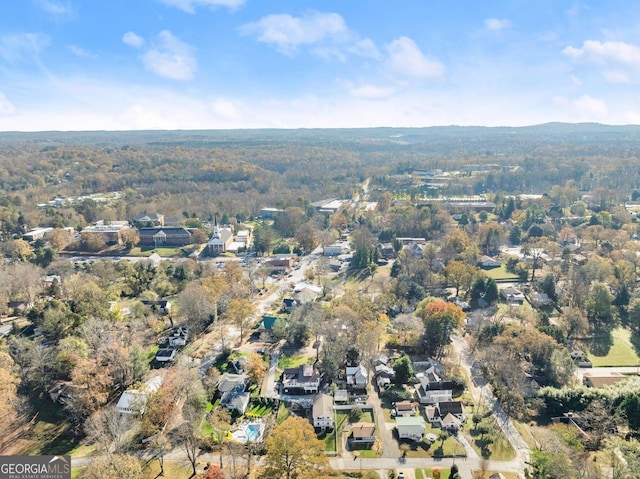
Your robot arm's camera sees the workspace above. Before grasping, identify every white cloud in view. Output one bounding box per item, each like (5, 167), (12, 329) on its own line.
(34, 0), (75, 19)
(573, 94), (608, 119)
(484, 18), (512, 31)
(68, 45), (97, 58)
(0, 33), (50, 62)
(211, 98), (240, 120)
(0, 92), (15, 115)
(571, 75), (582, 86)
(122, 32), (144, 49)
(241, 12), (348, 55)
(140, 30), (197, 81)
(603, 70), (631, 84)
(156, 0), (245, 14)
(116, 104), (168, 129)
(563, 40), (640, 65)
(385, 37), (444, 79)
(347, 83), (395, 100)
(349, 38), (380, 59)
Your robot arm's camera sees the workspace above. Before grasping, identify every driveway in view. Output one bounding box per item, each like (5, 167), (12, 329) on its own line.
(368, 382), (401, 458)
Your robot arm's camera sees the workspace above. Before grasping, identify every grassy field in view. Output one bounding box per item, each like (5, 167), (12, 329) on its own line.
(483, 265), (519, 280)
(277, 353), (312, 370)
(407, 422), (466, 459)
(466, 413), (516, 461)
(587, 328), (640, 366)
(415, 468), (451, 479)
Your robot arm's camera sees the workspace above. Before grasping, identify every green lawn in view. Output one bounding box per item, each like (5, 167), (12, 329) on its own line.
(466, 413), (516, 461)
(416, 468), (451, 479)
(277, 353), (312, 370)
(245, 402), (274, 418)
(587, 328), (640, 366)
(403, 422), (466, 459)
(276, 401), (290, 424)
(483, 265), (519, 280)
(320, 428), (337, 452)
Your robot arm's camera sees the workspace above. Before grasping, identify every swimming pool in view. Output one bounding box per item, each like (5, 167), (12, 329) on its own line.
(231, 422), (264, 443)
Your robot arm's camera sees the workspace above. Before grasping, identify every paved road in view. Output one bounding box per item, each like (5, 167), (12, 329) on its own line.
(330, 455), (524, 478)
(368, 384), (401, 458)
(451, 334), (530, 475)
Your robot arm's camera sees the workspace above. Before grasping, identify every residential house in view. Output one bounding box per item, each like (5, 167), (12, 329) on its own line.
(424, 401), (466, 430)
(147, 252), (163, 268)
(395, 416), (426, 441)
(138, 227), (192, 247)
(167, 326), (189, 347)
(414, 367), (454, 405)
(334, 389), (349, 404)
(155, 348), (177, 362)
(48, 382), (82, 406)
(133, 213), (165, 227)
(478, 255), (501, 269)
(500, 286), (525, 304)
(393, 401), (415, 417)
(406, 242), (424, 258)
(217, 374), (250, 415)
(312, 394), (334, 429)
(116, 376), (163, 415)
(292, 283), (322, 305)
(350, 422), (376, 445)
(379, 243), (397, 259)
(530, 292), (551, 307)
(346, 364), (368, 392)
(281, 364), (321, 394)
(374, 363), (395, 388)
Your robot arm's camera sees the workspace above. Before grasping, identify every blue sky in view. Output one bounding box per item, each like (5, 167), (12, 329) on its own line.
(0, 0), (639, 131)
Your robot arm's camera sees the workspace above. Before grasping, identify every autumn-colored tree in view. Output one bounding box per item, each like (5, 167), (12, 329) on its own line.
(223, 298), (255, 343)
(197, 464), (227, 479)
(420, 301), (466, 359)
(444, 260), (477, 297)
(246, 352), (267, 388)
(259, 416), (330, 479)
(119, 228), (140, 249)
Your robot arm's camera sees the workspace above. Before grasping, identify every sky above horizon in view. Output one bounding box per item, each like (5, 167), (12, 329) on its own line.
(0, 0), (639, 131)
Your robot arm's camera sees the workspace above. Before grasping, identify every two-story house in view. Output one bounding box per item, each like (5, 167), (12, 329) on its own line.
(312, 394), (334, 430)
(281, 364), (321, 394)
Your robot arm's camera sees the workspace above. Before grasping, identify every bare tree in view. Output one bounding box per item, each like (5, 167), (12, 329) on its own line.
(177, 404), (203, 477)
(84, 406), (131, 456)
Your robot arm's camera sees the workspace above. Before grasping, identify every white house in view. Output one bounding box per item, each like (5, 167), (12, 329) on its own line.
(500, 286), (525, 303)
(312, 394), (334, 429)
(346, 364), (368, 389)
(396, 416), (426, 441)
(117, 376), (163, 415)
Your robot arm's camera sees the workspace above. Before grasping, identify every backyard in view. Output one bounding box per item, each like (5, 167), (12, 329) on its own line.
(587, 327), (640, 367)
